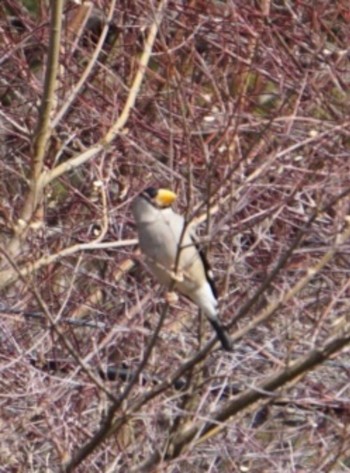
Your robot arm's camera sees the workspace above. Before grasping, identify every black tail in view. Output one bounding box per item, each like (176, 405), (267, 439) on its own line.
(210, 319), (232, 352)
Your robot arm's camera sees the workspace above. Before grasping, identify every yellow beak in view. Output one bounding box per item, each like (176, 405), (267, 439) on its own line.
(156, 188), (177, 207)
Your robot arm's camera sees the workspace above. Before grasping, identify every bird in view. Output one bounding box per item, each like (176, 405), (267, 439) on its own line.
(131, 186), (232, 351)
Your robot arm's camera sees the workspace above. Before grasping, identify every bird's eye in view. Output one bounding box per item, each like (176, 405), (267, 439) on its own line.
(143, 187), (158, 199)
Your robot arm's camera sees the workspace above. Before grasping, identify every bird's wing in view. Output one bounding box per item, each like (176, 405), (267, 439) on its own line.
(189, 232), (218, 299)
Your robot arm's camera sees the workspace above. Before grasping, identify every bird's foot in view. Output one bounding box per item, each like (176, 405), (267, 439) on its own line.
(170, 270), (184, 282)
(165, 291), (179, 304)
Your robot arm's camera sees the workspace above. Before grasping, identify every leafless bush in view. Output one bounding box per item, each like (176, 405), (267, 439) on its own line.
(1, 0), (350, 471)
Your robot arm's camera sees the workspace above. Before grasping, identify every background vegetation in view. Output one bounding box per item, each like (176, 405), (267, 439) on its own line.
(1, 0), (350, 471)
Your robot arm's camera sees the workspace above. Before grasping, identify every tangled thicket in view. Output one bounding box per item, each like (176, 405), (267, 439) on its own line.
(1, 1), (350, 471)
